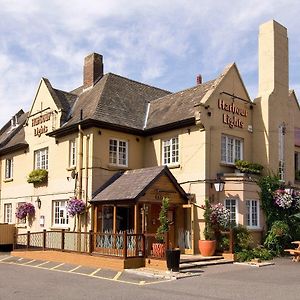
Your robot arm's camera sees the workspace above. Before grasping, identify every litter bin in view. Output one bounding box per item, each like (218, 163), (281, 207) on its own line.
(166, 249), (180, 272)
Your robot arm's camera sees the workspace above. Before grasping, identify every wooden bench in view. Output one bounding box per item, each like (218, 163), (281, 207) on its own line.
(285, 241), (300, 262)
(284, 249), (300, 261)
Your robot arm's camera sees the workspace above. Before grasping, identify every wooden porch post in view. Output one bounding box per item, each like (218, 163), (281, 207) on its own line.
(113, 205), (117, 234)
(191, 203), (195, 254)
(134, 204), (138, 234)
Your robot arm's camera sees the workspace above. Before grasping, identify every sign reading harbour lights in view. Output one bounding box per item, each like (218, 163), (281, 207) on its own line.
(31, 112), (51, 137)
(218, 99), (248, 129)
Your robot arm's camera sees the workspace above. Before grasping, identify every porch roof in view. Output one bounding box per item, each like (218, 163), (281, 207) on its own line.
(90, 166), (187, 203)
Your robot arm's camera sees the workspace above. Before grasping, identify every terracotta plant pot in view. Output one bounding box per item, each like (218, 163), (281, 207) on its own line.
(152, 243), (166, 258)
(198, 240), (216, 256)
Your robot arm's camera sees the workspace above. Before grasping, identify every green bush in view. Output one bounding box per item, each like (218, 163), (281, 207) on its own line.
(235, 160), (264, 175)
(264, 221), (291, 255)
(233, 225), (252, 252)
(155, 197), (170, 243)
(236, 247), (274, 262)
(27, 169), (48, 184)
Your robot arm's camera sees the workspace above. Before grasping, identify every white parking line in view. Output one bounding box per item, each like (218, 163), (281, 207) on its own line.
(35, 261), (50, 267)
(51, 263), (65, 270)
(69, 265), (81, 272)
(0, 256), (9, 262)
(89, 268), (101, 276)
(113, 271), (122, 280)
(22, 259), (36, 265)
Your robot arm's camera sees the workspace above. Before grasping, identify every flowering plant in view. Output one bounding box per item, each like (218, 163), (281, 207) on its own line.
(210, 203), (230, 229)
(200, 200), (230, 240)
(15, 202), (35, 219)
(273, 189), (295, 209)
(67, 198), (86, 217)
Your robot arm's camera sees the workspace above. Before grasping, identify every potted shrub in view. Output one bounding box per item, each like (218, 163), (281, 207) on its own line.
(199, 200), (230, 256)
(152, 197), (170, 258)
(27, 169), (48, 184)
(199, 199), (216, 256)
(234, 160), (263, 175)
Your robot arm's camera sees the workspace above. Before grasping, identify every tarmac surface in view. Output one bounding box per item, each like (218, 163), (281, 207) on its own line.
(1, 252), (300, 300)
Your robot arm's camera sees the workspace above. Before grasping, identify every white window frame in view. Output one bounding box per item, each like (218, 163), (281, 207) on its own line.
(162, 137), (179, 166)
(221, 135), (243, 164)
(246, 200), (260, 229)
(4, 203), (12, 224)
(69, 140), (77, 168)
(5, 158), (13, 179)
(53, 200), (69, 227)
(34, 148), (48, 170)
(278, 124), (285, 181)
(224, 198), (238, 225)
(109, 139), (128, 167)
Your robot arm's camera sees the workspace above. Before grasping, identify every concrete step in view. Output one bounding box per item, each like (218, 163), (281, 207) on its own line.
(180, 255), (224, 264)
(180, 259), (233, 271)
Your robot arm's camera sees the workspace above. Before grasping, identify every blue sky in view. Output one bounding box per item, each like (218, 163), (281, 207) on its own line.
(1, 0), (300, 127)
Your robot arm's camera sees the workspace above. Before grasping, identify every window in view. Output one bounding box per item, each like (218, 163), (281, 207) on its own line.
(5, 158), (13, 179)
(34, 148), (48, 170)
(295, 152), (300, 180)
(53, 200), (69, 226)
(69, 140), (76, 167)
(109, 139), (128, 167)
(162, 137), (179, 165)
(225, 198), (238, 225)
(278, 124), (285, 181)
(4, 203), (12, 224)
(246, 200), (259, 228)
(221, 135), (243, 164)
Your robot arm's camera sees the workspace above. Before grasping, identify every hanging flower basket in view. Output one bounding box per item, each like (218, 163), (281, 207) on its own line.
(16, 202), (35, 220)
(273, 189), (300, 209)
(67, 198), (86, 217)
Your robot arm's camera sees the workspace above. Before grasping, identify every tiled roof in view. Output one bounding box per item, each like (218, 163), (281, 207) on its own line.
(91, 166), (187, 202)
(65, 73), (170, 130)
(0, 110), (28, 154)
(145, 79), (217, 129)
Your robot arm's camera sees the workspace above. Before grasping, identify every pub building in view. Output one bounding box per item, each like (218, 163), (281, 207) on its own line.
(0, 20), (300, 254)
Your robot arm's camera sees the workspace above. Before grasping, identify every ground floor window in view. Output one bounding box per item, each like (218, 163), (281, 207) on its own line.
(53, 200), (69, 226)
(4, 203), (12, 224)
(246, 200), (259, 228)
(224, 198), (237, 225)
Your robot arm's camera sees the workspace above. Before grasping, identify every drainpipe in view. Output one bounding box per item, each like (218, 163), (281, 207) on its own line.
(84, 134), (90, 233)
(77, 124), (84, 200)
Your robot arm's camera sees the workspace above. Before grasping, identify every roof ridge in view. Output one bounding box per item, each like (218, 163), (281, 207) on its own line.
(149, 78), (217, 104)
(106, 72), (172, 94)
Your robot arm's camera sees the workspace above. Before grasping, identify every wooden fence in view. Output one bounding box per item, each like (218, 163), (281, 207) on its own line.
(0, 224), (15, 245)
(14, 230), (145, 259)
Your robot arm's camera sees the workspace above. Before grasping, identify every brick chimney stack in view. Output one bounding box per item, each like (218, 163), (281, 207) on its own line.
(83, 53), (103, 89)
(196, 74), (202, 85)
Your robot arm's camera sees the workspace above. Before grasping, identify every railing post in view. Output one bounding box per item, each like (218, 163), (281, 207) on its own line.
(89, 230), (93, 254)
(229, 229), (234, 254)
(123, 231), (128, 259)
(27, 231), (30, 250)
(43, 229), (46, 250)
(61, 229), (65, 251)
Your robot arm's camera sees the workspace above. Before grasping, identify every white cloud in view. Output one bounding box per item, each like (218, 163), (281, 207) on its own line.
(0, 0), (300, 126)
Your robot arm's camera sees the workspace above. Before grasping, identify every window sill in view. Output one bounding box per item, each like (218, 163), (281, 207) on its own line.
(3, 178), (13, 183)
(220, 162), (235, 167)
(107, 163), (129, 170)
(16, 225), (27, 229)
(66, 167), (76, 171)
(50, 226), (70, 231)
(247, 227), (262, 231)
(164, 163), (180, 169)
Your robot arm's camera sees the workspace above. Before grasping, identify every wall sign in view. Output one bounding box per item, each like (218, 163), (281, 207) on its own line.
(218, 99), (248, 129)
(31, 112), (51, 137)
